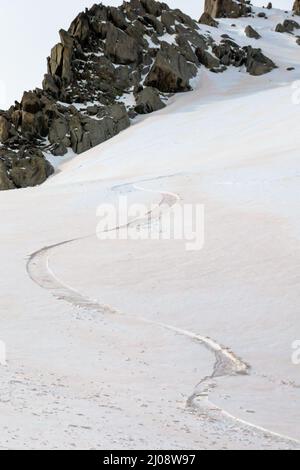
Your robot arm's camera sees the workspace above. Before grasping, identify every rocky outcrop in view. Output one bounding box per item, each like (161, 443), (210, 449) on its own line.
(245, 47), (276, 75)
(105, 23), (142, 65)
(212, 39), (276, 75)
(135, 87), (166, 114)
(145, 43), (198, 93)
(0, 0), (276, 191)
(199, 12), (219, 28)
(204, 0), (252, 18)
(196, 48), (220, 69)
(275, 19), (300, 33)
(0, 148), (54, 190)
(294, 0), (300, 15)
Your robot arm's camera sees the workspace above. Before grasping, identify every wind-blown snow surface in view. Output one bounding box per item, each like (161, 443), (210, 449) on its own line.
(1, 3), (300, 450)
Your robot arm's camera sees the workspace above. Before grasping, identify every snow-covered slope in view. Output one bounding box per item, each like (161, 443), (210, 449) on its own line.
(0, 1), (300, 450)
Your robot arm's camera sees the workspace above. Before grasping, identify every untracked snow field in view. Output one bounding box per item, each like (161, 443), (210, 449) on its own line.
(0, 3), (300, 450)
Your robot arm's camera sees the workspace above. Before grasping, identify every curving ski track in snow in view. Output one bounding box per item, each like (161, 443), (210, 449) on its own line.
(26, 178), (300, 448)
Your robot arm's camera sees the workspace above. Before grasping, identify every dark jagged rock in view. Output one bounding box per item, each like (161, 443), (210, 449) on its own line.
(196, 48), (220, 69)
(212, 40), (276, 75)
(275, 19), (300, 34)
(204, 0), (252, 19)
(0, 147), (54, 189)
(245, 47), (276, 75)
(294, 0), (300, 15)
(245, 25), (261, 39)
(105, 23), (142, 64)
(199, 12), (219, 28)
(69, 104), (130, 154)
(0, 0), (276, 191)
(0, 161), (15, 190)
(145, 42), (197, 93)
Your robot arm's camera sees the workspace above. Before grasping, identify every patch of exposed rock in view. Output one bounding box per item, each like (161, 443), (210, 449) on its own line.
(245, 25), (261, 39)
(199, 12), (219, 28)
(204, 0), (252, 19)
(275, 19), (300, 34)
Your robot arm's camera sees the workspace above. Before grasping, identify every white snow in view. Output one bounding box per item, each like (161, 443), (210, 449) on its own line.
(1, 1), (300, 450)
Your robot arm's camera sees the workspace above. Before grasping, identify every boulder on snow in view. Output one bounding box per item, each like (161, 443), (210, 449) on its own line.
(245, 25), (261, 39)
(70, 104), (130, 154)
(141, 0), (163, 17)
(135, 87), (166, 114)
(245, 47), (276, 75)
(199, 12), (219, 28)
(0, 160), (15, 190)
(69, 12), (90, 43)
(0, 116), (11, 143)
(212, 40), (276, 75)
(9, 149), (54, 188)
(48, 41), (73, 86)
(275, 19), (300, 33)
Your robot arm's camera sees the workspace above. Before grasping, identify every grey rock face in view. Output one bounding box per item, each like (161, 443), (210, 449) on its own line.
(245, 47), (276, 75)
(245, 25), (261, 39)
(0, 148), (54, 190)
(212, 40), (276, 75)
(275, 19), (300, 33)
(145, 43), (197, 93)
(199, 12), (219, 28)
(49, 117), (69, 145)
(135, 87), (166, 114)
(196, 48), (220, 68)
(204, 0), (252, 18)
(105, 23), (141, 65)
